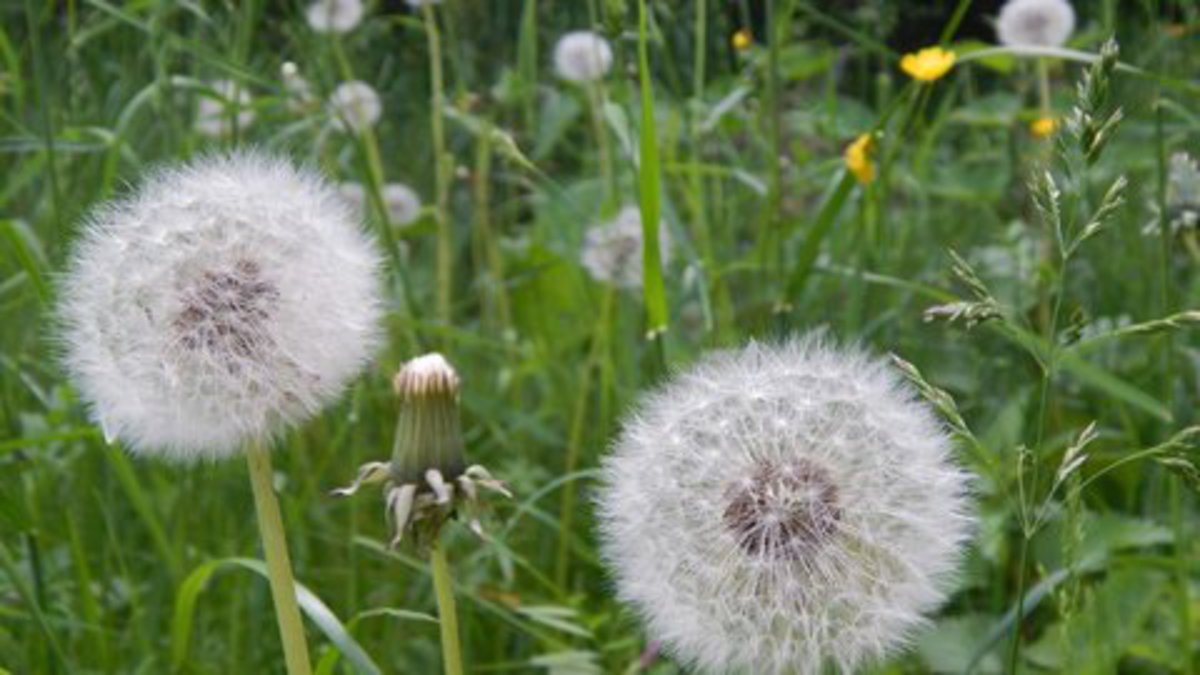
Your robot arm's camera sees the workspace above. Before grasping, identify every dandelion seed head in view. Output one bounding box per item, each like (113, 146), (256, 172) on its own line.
(339, 182), (422, 227)
(1168, 152), (1200, 230)
(554, 31), (614, 84)
(305, 0), (364, 34)
(580, 206), (670, 290)
(195, 80), (254, 138)
(996, 0), (1076, 48)
(329, 81), (382, 134)
(59, 151), (383, 461)
(597, 336), (973, 674)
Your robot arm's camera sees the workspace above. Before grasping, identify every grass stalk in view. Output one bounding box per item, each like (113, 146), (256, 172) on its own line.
(423, 2), (454, 327)
(245, 441), (312, 675)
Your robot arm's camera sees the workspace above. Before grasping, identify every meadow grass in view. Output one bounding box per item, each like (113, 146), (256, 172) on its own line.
(2, 1), (1199, 673)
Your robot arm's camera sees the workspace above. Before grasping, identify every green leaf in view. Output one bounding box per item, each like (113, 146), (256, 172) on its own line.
(635, 0), (668, 338)
(172, 558), (381, 675)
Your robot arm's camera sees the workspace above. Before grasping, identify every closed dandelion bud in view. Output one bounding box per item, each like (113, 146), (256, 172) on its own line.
(597, 336), (973, 675)
(334, 353), (510, 550)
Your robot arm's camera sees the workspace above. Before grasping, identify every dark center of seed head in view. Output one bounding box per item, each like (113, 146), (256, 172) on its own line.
(173, 258), (279, 365)
(722, 459), (842, 560)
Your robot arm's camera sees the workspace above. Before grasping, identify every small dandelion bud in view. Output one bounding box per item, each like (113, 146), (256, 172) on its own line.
(59, 152), (383, 461)
(597, 336), (973, 675)
(334, 353), (510, 550)
(305, 0), (365, 34)
(195, 80), (254, 138)
(554, 31), (614, 84)
(581, 206), (671, 291)
(996, 0), (1075, 48)
(328, 81), (382, 134)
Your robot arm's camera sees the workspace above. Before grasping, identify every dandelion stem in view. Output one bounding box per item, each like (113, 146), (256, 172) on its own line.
(423, 1), (454, 327)
(246, 441), (312, 675)
(430, 540), (464, 675)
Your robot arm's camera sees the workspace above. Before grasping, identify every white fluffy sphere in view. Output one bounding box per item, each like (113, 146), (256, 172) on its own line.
(329, 81), (382, 133)
(598, 337), (973, 674)
(580, 206), (669, 290)
(554, 31), (614, 84)
(60, 152), (383, 461)
(194, 80), (254, 138)
(305, 0), (364, 34)
(339, 182), (423, 227)
(996, 0), (1076, 47)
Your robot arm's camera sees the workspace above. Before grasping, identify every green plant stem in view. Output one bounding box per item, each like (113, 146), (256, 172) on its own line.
(246, 441), (312, 675)
(430, 540), (464, 675)
(424, 2), (453, 327)
(1036, 58), (1052, 118)
(587, 81), (616, 213)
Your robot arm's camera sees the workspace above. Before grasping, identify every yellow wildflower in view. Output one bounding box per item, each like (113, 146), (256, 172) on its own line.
(1030, 116), (1058, 139)
(900, 46), (956, 82)
(844, 133), (875, 185)
(732, 29), (752, 51)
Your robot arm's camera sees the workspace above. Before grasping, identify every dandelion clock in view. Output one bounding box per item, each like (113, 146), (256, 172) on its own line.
(996, 0), (1075, 48)
(60, 151), (383, 674)
(597, 337), (973, 674)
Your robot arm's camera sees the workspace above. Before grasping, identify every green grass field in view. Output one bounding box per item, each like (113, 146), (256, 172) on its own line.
(2, 1), (1199, 673)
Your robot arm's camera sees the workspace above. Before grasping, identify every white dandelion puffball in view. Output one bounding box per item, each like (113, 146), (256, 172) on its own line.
(597, 337), (973, 674)
(60, 152), (383, 462)
(581, 206), (669, 290)
(305, 0), (364, 34)
(338, 182), (423, 226)
(554, 31), (614, 83)
(329, 81), (382, 133)
(195, 80), (254, 138)
(996, 0), (1075, 47)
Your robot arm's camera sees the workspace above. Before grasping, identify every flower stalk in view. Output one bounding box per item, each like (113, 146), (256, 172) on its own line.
(246, 440), (312, 675)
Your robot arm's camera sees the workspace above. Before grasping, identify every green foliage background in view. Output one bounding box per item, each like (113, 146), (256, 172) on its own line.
(1, 0), (1199, 673)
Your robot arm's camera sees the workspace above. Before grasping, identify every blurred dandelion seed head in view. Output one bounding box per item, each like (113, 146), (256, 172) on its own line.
(580, 206), (670, 290)
(59, 152), (383, 461)
(339, 182), (422, 226)
(554, 31), (614, 84)
(597, 336), (973, 675)
(1168, 152), (1200, 230)
(194, 80), (254, 138)
(329, 81), (382, 133)
(305, 0), (365, 34)
(996, 0), (1076, 48)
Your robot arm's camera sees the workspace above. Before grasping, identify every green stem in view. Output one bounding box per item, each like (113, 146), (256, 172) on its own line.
(424, 2), (453, 327)
(430, 540), (464, 675)
(245, 441), (312, 675)
(587, 81), (616, 213)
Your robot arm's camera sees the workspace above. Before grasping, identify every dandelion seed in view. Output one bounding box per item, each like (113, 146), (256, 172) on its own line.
(554, 31), (614, 84)
(996, 0), (1076, 48)
(281, 61), (316, 113)
(329, 81), (382, 133)
(731, 29), (753, 51)
(339, 182), (423, 226)
(900, 46), (956, 82)
(1030, 116), (1059, 138)
(59, 151), (383, 461)
(195, 80), (254, 138)
(305, 0), (365, 34)
(580, 206), (670, 291)
(597, 336), (973, 675)
(844, 133), (876, 185)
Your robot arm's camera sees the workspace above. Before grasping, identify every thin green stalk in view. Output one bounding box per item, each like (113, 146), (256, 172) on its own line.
(246, 441), (312, 675)
(430, 541), (464, 675)
(587, 81), (616, 213)
(473, 122), (512, 332)
(424, 2), (454, 327)
(1036, 58), (1052, 118)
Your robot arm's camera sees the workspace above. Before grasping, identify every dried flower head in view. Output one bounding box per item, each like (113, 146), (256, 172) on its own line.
(1167, 152), (1200, 231)
(59, 152), (383, 461)
(581, 206), (670, 290)
(554, 31), (614, 84)
(339, 182), (423, 226)
(334, 353), (510, 549)
(195, 80), (254, 138)
(996, 0), (1076, 48)
(597, 337), (973, 674)
(305, 0), (364, 34)
(900, 46), (956, 82)
(329, 81), (382, 133)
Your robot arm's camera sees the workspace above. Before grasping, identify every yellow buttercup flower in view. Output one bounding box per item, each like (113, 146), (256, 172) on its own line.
(900, 46), (956, 82)
(844, 133), (875, 185)
(1030, 116), (1058, 139)
(732, 29), (752, 51)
